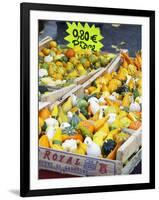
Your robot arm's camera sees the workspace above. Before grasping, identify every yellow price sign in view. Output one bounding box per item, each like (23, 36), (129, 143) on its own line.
(64, 22), (104, 51)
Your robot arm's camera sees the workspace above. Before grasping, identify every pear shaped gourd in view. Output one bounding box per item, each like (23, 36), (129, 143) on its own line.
(94, 116), (108, 132)
(84, 137), (101, 157)
(46, 126), (57, 140)
(51, 128), (62, 147)
(93, 123), (109, 147)
(62, 97), (73, 113)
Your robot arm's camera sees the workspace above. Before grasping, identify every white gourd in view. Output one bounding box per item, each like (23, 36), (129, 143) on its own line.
(90, 101), (100, 115)
(129, 102), (141, 112)
(44, 55), (53, 63)
(60, 122), (71, 130)
(62, 139), (77, 153)
(39, 69), (48, 78)
(107, 113), (117, 124)
(84, 137), (101, 157)
(46, 126), (56, 140)
(45, 118), (59, 127)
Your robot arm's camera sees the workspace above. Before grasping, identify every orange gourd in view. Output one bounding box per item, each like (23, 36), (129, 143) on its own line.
(78, 120), (95, 134)
(39, 135), (50, 148)
(62, 133), (83, 142)
(94, 116), (108, 132)
(65, 49), (75, 58)
(39, 108), (50, 120)
(106, 142), (122, 160)
(129, 121), (141, 130)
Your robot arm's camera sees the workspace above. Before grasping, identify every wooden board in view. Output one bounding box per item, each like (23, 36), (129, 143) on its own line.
(40, 84), (76, 103)
(122, 148), (142, 174)
(39, 147), (122, 176)
(116, 129), (141, 163)
(74, 68), (101, 84)
(39, 36), (52, 51)
(39, 102), (50, 111)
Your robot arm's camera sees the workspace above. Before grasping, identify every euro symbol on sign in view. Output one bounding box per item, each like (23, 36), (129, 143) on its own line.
(91, 35), (97, 43)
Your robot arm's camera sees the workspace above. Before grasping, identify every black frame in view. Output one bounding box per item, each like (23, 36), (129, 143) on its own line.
(20, 2), (155, 197)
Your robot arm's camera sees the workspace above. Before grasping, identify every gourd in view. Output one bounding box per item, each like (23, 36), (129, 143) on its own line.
(62, 126), (83, 142)
(77, 120), (95, 138)
(45, 117), (59, 127)
(129, 121), (141, 130)
(39, 68), (48, 78)
(62, 133), (83, 142)
(114, 132), (130, 143)
(89, 101), (100, 115)
(39, 135), (50, 148)
(106, 142), (122, 160)
(62, 139), (77, 153)
(129, 102), (141, 112)
(94, 116), (108, 132)
(115, 85), (129, 95)
(44, 55), (53, 63)
(52, 128), (62, 145)
(74, 141), (87, 155)
(120, 117), (131, 128)
(101, 139), (116, 157)
(39, 108), (51, 120)
(70, 114), (81, 128)
(84, 137), (101, 157)
(107, 113), (117, 125)
(60, 122), (71, 130)
(77, 98), (88, 109)
(46, 126), (57, 140)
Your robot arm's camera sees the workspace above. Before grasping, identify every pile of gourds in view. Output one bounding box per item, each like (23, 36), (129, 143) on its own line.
(39, 40), (115, 87)
(39, 52), (142, 160)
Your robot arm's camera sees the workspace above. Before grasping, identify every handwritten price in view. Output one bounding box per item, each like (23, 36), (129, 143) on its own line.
(65, 22), (103, 51)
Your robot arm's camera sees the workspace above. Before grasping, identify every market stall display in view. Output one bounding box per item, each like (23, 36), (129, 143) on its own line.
(38, 37), (117, 103)
(38, 52), (142, 176)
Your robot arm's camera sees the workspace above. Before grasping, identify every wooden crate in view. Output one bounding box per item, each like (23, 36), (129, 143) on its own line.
(39, 37), (118, 103)
(39, 100), (141, 176)
(39, 52), (142, 176)
(40, 84), (76, 103)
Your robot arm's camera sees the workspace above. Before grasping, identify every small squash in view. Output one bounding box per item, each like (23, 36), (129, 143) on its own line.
(39, 108), (51, 120)
(129, 121), (141, 130)
(101, 139), (116, 157)
(106, 142), (122, 160)
(39, 135), (50, 148)
(65, 48), (75, 58)
(94, 116), (108, 132)
(62, 133), (83, 142)
(77, 120), (95, 138)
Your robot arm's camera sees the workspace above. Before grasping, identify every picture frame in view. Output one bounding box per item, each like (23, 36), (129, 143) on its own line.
(20, 2), (155, 197)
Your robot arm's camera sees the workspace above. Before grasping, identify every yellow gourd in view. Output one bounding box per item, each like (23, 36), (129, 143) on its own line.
(122, 93), (132, 107)
(39, 135), (50, 148)
(94, 116), (108, 132)
(105, 128), (121, 141)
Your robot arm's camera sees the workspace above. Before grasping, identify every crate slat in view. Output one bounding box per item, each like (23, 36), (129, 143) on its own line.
(116, 129), (142, 163)
(122, 148), (142, 174)
(39, 147), (122, 176)
(40, 84), (76, 103)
